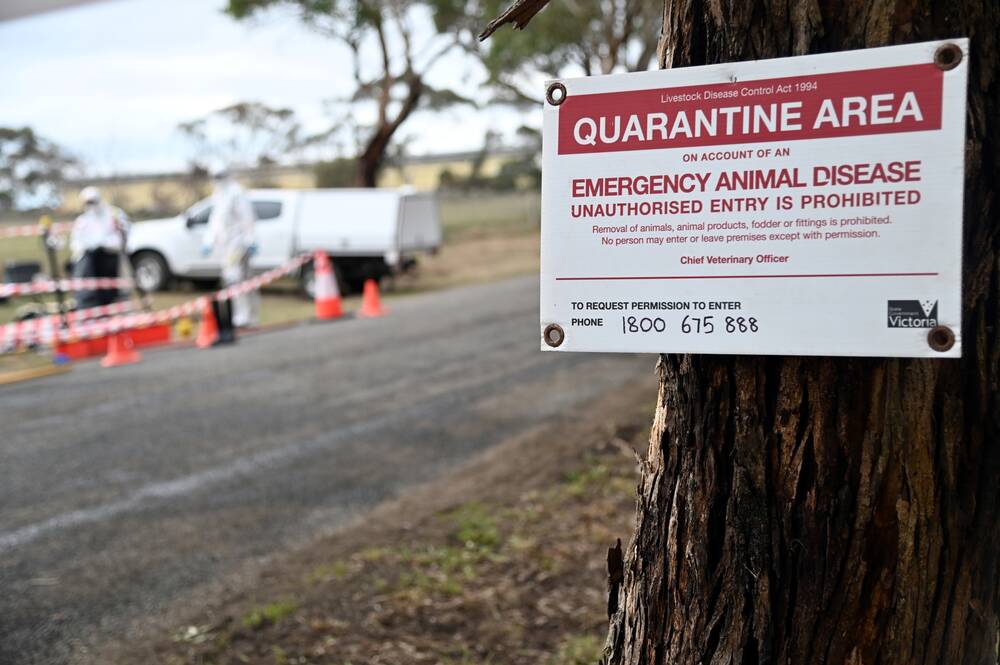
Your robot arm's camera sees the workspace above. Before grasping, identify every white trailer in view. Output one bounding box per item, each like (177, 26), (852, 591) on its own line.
(127, 188), (442, 294)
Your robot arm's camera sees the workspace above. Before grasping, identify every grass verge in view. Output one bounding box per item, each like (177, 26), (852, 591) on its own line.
(98, 378), (656, 665)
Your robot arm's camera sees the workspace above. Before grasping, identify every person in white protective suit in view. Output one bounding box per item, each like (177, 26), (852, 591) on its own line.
(71, 186), (130, 309)
(203, 168), (259, 332)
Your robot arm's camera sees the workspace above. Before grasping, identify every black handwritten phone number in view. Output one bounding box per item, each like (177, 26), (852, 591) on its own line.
(620, 315), (759, 335)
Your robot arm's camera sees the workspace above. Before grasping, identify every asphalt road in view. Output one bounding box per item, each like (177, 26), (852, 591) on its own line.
(0, 276), (651, 664)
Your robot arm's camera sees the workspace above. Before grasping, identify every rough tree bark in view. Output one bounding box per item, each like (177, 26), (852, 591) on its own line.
(595, 2), (1000, 664)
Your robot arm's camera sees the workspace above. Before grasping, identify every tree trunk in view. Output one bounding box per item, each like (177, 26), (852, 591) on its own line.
(355, 76), (425, 188)
(604, 2), (1000, 664)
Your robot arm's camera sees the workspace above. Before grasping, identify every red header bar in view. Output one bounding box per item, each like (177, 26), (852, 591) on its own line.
(557, 64), (943, 155)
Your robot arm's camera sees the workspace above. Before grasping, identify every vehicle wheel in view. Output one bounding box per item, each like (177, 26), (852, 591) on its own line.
(191, 278), (221, 291)
(299, 263), (315, 299)
(345, 276), (367, 294)
(132, 251), (170, 292)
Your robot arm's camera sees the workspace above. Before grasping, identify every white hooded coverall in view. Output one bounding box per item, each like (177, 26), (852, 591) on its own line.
(205, 179), (259, 328)
(70, 201), (130, 308)
(70, 201), (128, 259)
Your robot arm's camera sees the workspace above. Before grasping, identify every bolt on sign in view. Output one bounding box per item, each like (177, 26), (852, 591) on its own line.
(540, 39), (967, 357)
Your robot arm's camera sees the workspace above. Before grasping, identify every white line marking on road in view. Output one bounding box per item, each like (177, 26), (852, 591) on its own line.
(0, 356), (542, 553)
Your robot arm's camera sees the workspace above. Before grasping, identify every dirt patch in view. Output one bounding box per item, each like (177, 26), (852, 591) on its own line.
(93, 375), (656, 665)
(0, 349), (67, 382)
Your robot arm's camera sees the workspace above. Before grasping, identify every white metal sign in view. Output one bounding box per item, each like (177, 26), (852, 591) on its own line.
(540, 40), (967, 357)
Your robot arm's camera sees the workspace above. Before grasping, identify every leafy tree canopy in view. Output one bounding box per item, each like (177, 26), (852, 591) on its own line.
(0, 127), (78, 211)
(177, 101), (307, 169)
(432, 0), (661, 105)
(226, 0), (474, 185)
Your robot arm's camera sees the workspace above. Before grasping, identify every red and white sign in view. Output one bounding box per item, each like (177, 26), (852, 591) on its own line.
(540, 40), (967, 357)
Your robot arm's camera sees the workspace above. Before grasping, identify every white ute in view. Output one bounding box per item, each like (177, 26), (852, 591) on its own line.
(127, 188), (442, 294)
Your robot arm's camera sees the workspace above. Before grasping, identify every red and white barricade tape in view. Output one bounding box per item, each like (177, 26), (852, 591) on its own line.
(0, 301), (137, 348)
(25, 252), (311, 346)
(214, 253), (311, 301)
(62, 300), (136, 324)
(0, 277), (133, 298)
(51, 297), (207, 343)
(0, 221), (73, 239)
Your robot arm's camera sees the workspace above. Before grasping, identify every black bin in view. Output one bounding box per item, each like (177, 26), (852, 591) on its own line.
(4, 260), (42, 283)
(1, 260), (42, 304)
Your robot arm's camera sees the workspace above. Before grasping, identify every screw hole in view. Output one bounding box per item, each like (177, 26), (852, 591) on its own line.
(934, 43), (962, 71)
(543, 323), (565, 347)
(927, 325), (955, 352)
(546, 82), (567, 106)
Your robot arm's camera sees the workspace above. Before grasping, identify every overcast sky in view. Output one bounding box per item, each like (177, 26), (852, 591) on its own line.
(0, 0), (527, 176)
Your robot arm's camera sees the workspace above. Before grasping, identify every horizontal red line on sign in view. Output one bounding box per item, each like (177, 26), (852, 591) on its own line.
(555, 272), (939, 281)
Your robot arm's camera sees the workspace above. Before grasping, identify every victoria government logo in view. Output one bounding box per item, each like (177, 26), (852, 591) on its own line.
(887, 300), (938, 328)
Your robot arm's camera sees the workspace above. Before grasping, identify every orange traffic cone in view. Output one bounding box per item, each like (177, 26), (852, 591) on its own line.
(313, 251), (343, 320)
(101, 331), (142, 368)
(357, 278), (387, 318)
(195, 299), (218, 348)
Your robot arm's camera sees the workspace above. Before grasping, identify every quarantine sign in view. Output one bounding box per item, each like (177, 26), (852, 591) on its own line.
(540, 40), (967, 357)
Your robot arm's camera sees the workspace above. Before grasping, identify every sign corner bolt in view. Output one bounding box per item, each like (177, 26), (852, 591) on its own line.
(928, 325), (956, 353)
(546, 82), (567, 106)
(934, 42), (962, 70)
(543, 323), (565, 348)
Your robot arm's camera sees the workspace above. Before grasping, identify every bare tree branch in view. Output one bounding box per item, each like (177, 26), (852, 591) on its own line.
(478, 0), (553, 41)
(418, 36), (462, 74)
(490, 76), (543, 106)
(388, 0), (415, 70)
(372, 11), (393, 129)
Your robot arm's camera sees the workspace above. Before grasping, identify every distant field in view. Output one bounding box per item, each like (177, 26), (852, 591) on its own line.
(0, 191), (541, 327)
(438, 191), (540, 240)
(0, 229), (73, 265)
